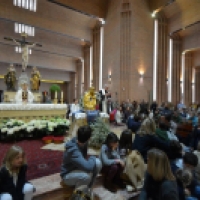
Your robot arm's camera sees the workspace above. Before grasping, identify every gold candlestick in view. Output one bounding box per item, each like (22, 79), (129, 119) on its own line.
(54, 98), (58, 104)
(60, 98), (63, 104)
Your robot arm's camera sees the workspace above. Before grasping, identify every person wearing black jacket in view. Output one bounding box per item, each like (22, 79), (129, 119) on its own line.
(99, 85), (111, 112)
(0, 146), (35, 200)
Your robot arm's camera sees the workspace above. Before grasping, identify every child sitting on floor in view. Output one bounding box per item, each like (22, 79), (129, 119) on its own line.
(100, 132), (126, 193)
(0, 145), (35, 200)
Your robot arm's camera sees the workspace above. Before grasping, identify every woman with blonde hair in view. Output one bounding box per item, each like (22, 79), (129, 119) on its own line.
(132, 118), (170, 163)
(139, 148), (179, 200)
(0, 145), (35, 200)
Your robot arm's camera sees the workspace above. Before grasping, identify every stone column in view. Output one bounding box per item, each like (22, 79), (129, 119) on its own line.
(76, 59), (83, 98)
(157, 15), (168, 104)
(120, 1), (131, 101)
(171, 35), (181, 105)
(93, 20), (104, 91)
(195, 70), (200, 103)
(184, 52), (193, 106)
(83, 43), (91, 91)
(67, 72), (75, 103)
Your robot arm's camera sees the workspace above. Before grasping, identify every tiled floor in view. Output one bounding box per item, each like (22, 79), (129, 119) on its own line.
(32, 173), (140, 200)
(33, 124), (141, 200)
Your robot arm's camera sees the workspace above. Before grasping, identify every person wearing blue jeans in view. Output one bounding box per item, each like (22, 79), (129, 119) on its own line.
(60, 126), (102, 190)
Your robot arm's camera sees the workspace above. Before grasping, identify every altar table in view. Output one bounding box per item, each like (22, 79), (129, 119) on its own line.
(0, 104), (67, 122)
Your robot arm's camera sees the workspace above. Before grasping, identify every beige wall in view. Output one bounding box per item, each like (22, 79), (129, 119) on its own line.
(103, 0), (153, 102)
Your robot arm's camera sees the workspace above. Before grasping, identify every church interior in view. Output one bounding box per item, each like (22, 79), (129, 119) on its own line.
(1, 0), (200, 200)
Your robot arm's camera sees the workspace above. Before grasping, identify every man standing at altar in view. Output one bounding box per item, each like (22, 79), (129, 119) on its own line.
(99, 85), (111, 113)
(15, 81), (34, 103)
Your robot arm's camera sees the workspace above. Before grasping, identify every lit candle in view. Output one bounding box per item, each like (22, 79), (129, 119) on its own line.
(61, 91), (63, 99)
(55, 91), (57, 99)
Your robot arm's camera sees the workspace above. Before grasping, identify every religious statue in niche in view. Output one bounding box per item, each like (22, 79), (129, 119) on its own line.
(30, 67), (41, 92)
(4, 33), (42, 72)
(4, 64), (17, 91)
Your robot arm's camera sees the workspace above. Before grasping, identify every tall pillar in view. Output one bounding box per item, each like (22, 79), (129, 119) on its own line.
(195, 70), (200, 103)
(184, 53), (193, 106)
(120, 0), (131, 101)
(76, 59), (84, 98)
(93, 20), (104, 91)
(168, 38), (173, 102)
(192, 68), (195, 103)
(83, 43), (91, 91)
(67, 72), (75, 103)
(156, 15), (168, 104)
(171, 35), (181, 105)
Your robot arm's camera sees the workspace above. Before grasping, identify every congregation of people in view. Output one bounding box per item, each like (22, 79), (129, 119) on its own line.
(1, 97), (200, 200)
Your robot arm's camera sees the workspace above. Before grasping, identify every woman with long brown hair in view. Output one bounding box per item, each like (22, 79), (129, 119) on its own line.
(139, 148), (179, 200)
(0, 145), (35, 200)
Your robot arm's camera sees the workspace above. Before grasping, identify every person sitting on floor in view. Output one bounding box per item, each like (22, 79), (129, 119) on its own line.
(0, 145), (35, 200)
(138, 148), (179, 200)
(60, 125), (102, 191)
(171, 152), (200, 199)
(132, 118), (170, 163)
(100, 132), (126, 193)
(194, 141), (200, 184)
(176, 168), (194, 200)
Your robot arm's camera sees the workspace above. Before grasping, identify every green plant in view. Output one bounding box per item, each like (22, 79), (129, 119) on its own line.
(89, 117), (110, 148)
(50, 84), (61, 92)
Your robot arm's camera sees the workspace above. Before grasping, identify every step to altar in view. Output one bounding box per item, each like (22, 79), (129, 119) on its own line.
(31, 173), (139, 200)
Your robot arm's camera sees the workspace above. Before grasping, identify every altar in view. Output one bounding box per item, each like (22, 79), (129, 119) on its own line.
(0, 104), (67, 122)
(3, 91), (42, 103)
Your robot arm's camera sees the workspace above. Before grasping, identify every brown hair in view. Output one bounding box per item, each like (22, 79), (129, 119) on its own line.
(2, 145), (26, 175)
(147, 148), (175, 181)
(137, 118), (156, 136)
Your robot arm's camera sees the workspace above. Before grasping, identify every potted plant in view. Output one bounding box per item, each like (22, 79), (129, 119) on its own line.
(50, 84), (61, 100)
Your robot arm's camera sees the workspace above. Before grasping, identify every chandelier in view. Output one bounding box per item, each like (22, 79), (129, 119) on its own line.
(15, 23), (35, 36)
(13, 0), (37, 12)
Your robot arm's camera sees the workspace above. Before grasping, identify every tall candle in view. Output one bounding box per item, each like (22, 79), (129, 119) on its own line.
(61, 91), (63, 99)
(55, 91), (57, 99)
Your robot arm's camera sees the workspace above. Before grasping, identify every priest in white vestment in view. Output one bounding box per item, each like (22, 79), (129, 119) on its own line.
(15, 81), (34, 104)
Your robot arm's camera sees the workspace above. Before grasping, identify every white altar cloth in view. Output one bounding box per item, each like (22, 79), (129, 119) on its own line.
(0, 104), (67, 111)
(0, 104), (67, 121)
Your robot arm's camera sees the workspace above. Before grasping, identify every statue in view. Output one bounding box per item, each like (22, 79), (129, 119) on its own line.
(4, 33), (42, 72)
(30, 67), (41, 91)
(4, 64), (17, 91)
(83, 87), (97, 110)
(15, 80), (34, 104)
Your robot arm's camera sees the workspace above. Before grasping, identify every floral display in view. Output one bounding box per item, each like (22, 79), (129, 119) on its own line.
(0, 118), (70, 142)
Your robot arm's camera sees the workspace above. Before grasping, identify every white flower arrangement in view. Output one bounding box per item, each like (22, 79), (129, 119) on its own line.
(0, 118), (70, 141)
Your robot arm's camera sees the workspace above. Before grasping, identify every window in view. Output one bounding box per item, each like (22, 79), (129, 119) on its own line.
(13, 0), (37, 12)
(15, 23), (35, 36)
(15, 46), (32, 54)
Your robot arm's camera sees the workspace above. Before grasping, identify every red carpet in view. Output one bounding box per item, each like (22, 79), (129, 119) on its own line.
(0, 140), (63, 180)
